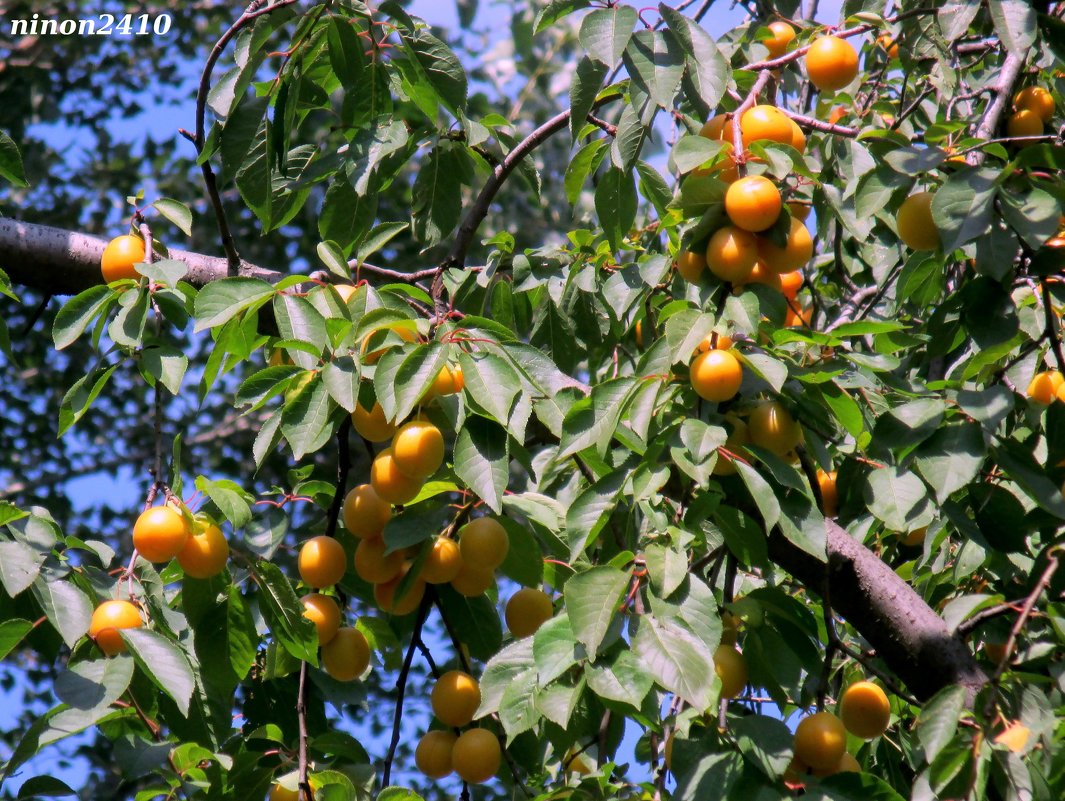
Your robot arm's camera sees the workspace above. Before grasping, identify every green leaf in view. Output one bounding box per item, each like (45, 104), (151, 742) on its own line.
(622, 29), (685, 109)
(864, 467), (931, 531)
(457, 350), (519, 426)
(31, 578), (92, 648)
(478, 638), (535, 718)
(534, 0), (591, 33)
(327, 16), (365, 88)
(565, 469), (627, 560)
(281, 374), (338, 461)
(388, 342), (451, 422)
(731, 714), (794, 780)
(319, 176), (376, 254)
(142, 345), (188, 395)
(253, 560), (320, 664)
(918, 685), (967, 762)
(453, 416), (509, 513)
(0, 619), (33, 659)
(632, 614), (715, 711)
(15, 776), (77, 799)
(151, 198), (193, 236)
(563, 566), (629, 659)
(355, 222), (410, 265)
(377, 789), (425, 801)
(322, 361), (359, 412)
(735, 461), (781, 530)
(595, 166), (638, 252)
(989, 0), (1036, 53)
(53, 286), (115, 350)
(0, 540), (45, 596)
(193, 278), (275, 332)
(914, 423), (985, 503)
(121, 629), (195, 717)
(411, 142), (472, 247)
(930, 168), (998, 253)
(579, 6), (637, 66)
(273, 294), (327, 367)
(660, 3), (727, 115)
(0, 130), (28, 187)
(436, 585), (503, 662)
(585, 648), (654, 708)
(405, 28), (468, 113)
(570, 56), (608, 143)
(58, 364), (119, 436)
(195, 477), (253, 529)
(558, 377), (639, 459)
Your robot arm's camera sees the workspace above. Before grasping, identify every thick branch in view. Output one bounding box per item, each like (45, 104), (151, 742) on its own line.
(767, 519), (988, 701)
(969, 49), (1027, 165)
(0, 218), (282, 294)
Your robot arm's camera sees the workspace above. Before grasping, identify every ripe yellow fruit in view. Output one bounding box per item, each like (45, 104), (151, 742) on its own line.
(675, 250), (707, 282)
(793, 711), (847, 772)
(432, 670), (481, 727)
(360, 325), (418, 364)
(714, 644), (748, 699)
(1027, 370), (1063, 404)
(784, 303), (813, 328)
(321, 626), (370, 681)
(450, 562), (496, 596)
(994, 721), (1032, 753)
(706, 225), (759, 283)
(374, 566), (426, 615)
(458, 517), (509, 568)
(354, 536), (404, 584)
(342, 483), (392, 539)
(788, 199), (813, 221)
(900, 526), (926, 547)
(839, 681), (891, 739)
(812, 750), (861, 776)
(505, 587), (554, 638)
(391, 420), (445, 479)
(1007, 109), (1043, 138)
(876, 34), (899, 59)
(351, 401), (396, 443)
(370, 448), (424, 505)
(983, 639), (1010, 664)
(301, 593), (341, 646)
(740, 105), (794, 148)
(690, 349), (743, 402)
(101, 234), (146, 282)
(332, 284), (357, 304)
(268, 783), (300, 801)
(788, 119), (806, 153)
(699, 114), (727, 140)
(816, 470), (838, 517)
(780, 269), (804, 300)
(133, 506), (191, 563)
(737, 261), (783, 292)
(696, 333), (734, 353)
(89, 600), (142, 656)
(451, 728), (501, 784)
(421, 537), (464, 584)
(725, 175), (782, 232)
(764, 20), (796, 58)
(896, 191), (939, 251)
(1014, 86), (1055, 122)
(758, 217), (813, 274)
(748, 400), (802, 456)
(176, 522), (228, 579)
(415, 730), (456, 779)
(713, 415), (749, 476)
(805, 36), (859, 92)
(423, 364), (465, 401)
(298, 536), (347, 588)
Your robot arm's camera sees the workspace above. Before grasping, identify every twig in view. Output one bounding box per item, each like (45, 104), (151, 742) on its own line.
(192, 1), (301, 273)
(730, 71), (773, 175)
(781, 110), (859, 138)
(323, 417), (352, 539)
(956, 600), (1027, 636)
(297, 660), (312, 801)
(989, 550), (1060, 684)
(382, 595), (432, 786)
(1041, 279), (1065, 374)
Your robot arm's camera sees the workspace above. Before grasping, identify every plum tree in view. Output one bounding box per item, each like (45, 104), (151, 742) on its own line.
(1, 2), (1063, 800)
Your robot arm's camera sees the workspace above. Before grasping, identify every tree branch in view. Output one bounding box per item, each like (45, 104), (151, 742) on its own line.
(767, 518), (988, 702)
(969, 49), (1027, 165)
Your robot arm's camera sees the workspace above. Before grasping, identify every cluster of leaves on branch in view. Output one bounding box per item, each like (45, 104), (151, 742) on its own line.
(1, 1), (1065, 800)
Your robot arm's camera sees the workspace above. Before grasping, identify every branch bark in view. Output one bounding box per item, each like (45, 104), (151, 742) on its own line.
(767, 519), (988, 702)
